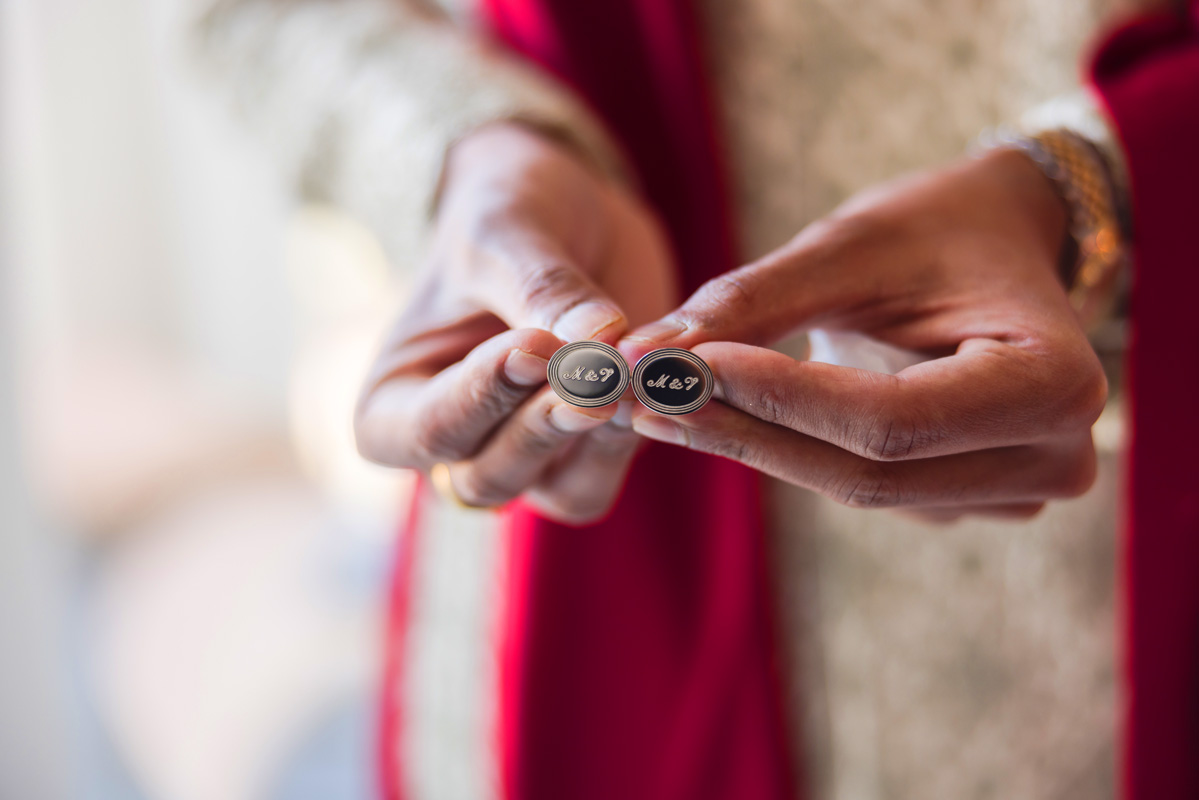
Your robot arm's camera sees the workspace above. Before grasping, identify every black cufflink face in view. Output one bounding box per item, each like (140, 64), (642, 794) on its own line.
(547, 341), (630, 408)
(632, 348), (713, 415)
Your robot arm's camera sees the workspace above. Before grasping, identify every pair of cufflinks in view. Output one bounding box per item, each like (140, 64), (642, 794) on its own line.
(546, 341), (712, 416)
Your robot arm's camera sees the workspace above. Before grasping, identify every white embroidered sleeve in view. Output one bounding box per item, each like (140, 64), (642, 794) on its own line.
(192, 0), (628, 269)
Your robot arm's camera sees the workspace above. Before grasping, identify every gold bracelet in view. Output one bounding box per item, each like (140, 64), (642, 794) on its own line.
(980, 128), (1128, 328)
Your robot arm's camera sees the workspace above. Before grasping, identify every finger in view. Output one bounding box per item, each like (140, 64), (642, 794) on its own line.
(524, 406), (642, 524)
(630, 401), (1097, 509)
(356, 328), (561, 468)
(446, 388), (620, 509)
(687, 340), (1106, 462)
(464, 227), (628, 343)
(619, 217), (885, 359)
(365, 309), (510, 387)
(620, 157), (1068, 357)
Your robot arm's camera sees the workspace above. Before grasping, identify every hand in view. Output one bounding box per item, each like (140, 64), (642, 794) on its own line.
(355, 122), (676, 523)
(623, 150), (1108, 522)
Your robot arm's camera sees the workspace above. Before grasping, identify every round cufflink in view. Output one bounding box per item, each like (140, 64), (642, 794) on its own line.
(547, 341), (630, 408)
(632, 348), (713, 415)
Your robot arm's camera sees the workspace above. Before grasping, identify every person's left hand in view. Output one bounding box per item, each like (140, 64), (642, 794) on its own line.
(621, 150), (1109, 522)
(354, 122), (676, 523)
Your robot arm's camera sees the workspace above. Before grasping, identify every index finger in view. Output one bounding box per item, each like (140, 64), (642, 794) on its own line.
(462, 226), (628, 344)
(617, 217), (882, 362)
(355, 327), (563, 468)
(691, 339), (1106, 461)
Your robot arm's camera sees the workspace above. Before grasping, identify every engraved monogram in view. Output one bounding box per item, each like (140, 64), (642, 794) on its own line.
(646, 374), (700, 391)
(561, 365), (616, 382)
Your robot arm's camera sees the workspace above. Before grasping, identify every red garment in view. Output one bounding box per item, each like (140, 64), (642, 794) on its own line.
(381, 3), (1199, 799)
(1091, 4), (1199, 798)
(485, 3), (795, 800)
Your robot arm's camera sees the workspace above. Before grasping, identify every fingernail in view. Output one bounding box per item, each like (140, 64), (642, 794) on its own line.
(632, 414), (688, 446)
(552, 302), (624, 342)
(505, 349), (549, 386)
(550, 403), (606, 433)
(624, 319), (688, 343)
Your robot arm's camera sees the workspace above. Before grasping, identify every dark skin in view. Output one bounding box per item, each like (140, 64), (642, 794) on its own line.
(354, 123), (676, 522)
(623, 149), (1106, 522)
(356, 124), (1106, 523)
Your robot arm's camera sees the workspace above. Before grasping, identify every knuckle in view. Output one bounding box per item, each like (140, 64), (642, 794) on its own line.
(680, 269), (761, 332)
(1058, 443), (1099, 498)
(468, 371), (524, 418)
(517, 261), (585, 315)
(354, 432), (392, 468)
(828, 464), (903, 509)
(351, 409), (384, 464)
(455, 468), (519, 507)
(353, 422), (395, 467)
(513, 417), (566, 459)
(704, 432), (754, 466)
(859, 411), (933, 462)
(507, 326), (560, 355)
(753, 388), (790, 427)
(1042, 344), (1108, 431)
(354, 388), (428, 468)
(1072, 361), (1109, 426)
(411, 422), (472, 463)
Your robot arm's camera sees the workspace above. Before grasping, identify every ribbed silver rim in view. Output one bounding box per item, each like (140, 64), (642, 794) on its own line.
(632, 348), (713, 415)
(546, 341), (630, 408)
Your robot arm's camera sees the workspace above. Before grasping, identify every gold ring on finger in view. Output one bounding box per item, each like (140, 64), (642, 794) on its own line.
(429, 462), (497, 511)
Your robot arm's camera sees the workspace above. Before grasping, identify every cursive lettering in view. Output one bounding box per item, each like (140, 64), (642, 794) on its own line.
(647, 374), (700, 391)
(561, 364), (615, 382)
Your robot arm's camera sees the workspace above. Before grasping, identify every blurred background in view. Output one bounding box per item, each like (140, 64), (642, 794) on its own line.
(2, 0), (413, 796)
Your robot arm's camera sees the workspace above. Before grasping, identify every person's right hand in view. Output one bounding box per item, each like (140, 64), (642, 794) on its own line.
(354, 122), (677, 523)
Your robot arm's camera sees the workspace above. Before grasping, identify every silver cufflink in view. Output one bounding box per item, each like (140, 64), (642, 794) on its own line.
(547, 342), (713, 416)
(632, 348), (713, 415)
(547, 341), (630, 408)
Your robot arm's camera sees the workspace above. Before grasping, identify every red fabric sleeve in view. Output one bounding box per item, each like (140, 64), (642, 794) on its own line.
(1089, 4), (1199, 798)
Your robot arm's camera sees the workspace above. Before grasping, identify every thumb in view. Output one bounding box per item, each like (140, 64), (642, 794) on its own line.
(469, 228), (627, 344)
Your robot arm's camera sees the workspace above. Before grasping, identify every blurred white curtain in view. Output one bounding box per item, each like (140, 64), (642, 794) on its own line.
(2, 2), (402, 798)
(0, 215), (74, 797)
(4, 0), (294, 410)
(1, 6), (71, 797)
(0, 0), (296, 794)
